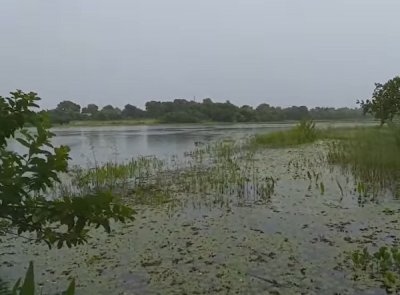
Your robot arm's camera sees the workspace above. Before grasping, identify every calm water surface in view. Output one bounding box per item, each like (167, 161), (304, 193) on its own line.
(47, 121), (370, 166)
(10, 121), (370, 166)
(50, 123), (291, 166)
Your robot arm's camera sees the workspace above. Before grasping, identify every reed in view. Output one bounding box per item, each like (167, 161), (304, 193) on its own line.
(253, 120), (318, 147)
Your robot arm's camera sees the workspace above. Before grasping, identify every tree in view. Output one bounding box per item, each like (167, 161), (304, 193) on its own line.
(0, 90), (133, 249)
(81, 103), (99, 116)
(238, 105), (255, 122)
(283, 106), (310, 121)
(122, 104), (146, 119)
(46, 109), (73, 125)
(255, 103), (283, 121)
(358, 76), (400, 125)
(97, 105), (122, 120)
(56, 100), (81, 113)
(145, 101), (168, 118)
(53, 100), (82, 123)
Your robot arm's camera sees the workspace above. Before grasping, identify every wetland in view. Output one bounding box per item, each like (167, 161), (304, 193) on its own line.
(1, 121), (400, 294)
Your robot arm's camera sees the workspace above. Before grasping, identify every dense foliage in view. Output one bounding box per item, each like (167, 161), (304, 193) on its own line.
(358, 76), (400, 125)
(46, 97), (364, 125)
(0, 91), (138, 294)
(0, 90), (134, 247)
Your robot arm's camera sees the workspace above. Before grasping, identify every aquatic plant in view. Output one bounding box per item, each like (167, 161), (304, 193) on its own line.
(327, 125), (400, 198)
(351, 246), (400, 293)
(253, 119), (318, 147)
(0, 262), (75, 295)
(49, 138), (276, 213)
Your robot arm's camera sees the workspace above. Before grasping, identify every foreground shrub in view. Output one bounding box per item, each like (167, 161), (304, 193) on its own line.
(0, 90), (134, 293)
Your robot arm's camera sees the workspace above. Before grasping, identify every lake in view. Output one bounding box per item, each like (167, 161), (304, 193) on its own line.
(15, 121), (370, 166)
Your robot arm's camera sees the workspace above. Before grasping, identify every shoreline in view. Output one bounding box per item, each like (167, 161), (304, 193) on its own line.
(52, 118), (375, 129)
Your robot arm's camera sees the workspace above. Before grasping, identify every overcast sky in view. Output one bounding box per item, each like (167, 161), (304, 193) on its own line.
(1, 0), (399, 109)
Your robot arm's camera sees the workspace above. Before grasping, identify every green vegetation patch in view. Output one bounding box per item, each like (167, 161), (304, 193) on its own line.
(350, 246), (400, 293)
(327, 125), (400, 197)
(253, 120), (318, 147)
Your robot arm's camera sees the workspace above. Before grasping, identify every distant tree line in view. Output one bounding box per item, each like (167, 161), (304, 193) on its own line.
(44, 98), (366, 125)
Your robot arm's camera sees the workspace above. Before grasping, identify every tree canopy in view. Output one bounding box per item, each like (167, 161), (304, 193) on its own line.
(358, 76), (400, 125)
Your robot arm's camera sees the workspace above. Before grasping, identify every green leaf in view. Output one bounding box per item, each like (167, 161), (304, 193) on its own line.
(63, 279), (75, 295)
(16, 138), (31, 148)
(20, 261), (34, 295)
(57, 240), (64, 249)
(11, 278), (21, 295)
(319, 182), (325, 195)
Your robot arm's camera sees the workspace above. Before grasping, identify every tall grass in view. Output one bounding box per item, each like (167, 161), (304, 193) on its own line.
(327, 125), (400, 197)
(253, 120), (318, 147)
(49, 139), (276, 210)
(254, 120), (400, 197)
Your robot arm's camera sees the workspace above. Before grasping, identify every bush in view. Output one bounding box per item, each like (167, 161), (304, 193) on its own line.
(0, 90), (134, 293)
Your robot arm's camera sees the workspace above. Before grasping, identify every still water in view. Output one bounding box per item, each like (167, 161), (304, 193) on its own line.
(50, 123), (293, 166)
(12, 121), (370, 166)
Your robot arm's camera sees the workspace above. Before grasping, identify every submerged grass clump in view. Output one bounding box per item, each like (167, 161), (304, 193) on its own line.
(253, 120), (318, 147)
(350, 246), (400, 293)
(51, 139), (276, 210)
(64, 156), (165, 195)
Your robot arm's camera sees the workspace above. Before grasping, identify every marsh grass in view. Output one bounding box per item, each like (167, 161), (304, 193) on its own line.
(253, 121), (400, 199)
(50, 139), (276, 211)
(327, 125), (400, 197)
(176, 141), (276, 207)
(253, 120), (318, 147)
(74, 156), (165, 189)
